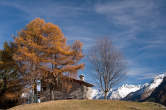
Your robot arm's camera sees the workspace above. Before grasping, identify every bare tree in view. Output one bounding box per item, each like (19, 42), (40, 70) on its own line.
(88, 38), (126, 99)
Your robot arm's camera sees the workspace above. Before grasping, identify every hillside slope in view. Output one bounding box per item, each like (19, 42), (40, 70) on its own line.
(124, 73), (165, 101)
(9, 100), (166, 110)
(146, 77), (166, 106)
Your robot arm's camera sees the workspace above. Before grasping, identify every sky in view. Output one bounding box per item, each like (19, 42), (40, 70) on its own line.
(0, 0), (166, 87)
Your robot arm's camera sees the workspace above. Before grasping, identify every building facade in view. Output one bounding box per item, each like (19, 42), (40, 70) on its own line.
(40, 75), (94, 102)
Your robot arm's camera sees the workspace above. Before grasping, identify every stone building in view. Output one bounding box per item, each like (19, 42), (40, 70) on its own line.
(40, 75), (94, 102)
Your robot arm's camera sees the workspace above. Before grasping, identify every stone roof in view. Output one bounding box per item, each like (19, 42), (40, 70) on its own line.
(62, 76), (94, 87)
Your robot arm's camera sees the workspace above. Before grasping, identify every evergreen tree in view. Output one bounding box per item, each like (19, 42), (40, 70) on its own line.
(0, 42), (23, 109)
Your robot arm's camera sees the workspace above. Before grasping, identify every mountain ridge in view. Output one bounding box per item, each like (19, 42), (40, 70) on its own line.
(124, 73), (166, 101)
(90, 73), (166, 100)
(146, 76), (166, 106)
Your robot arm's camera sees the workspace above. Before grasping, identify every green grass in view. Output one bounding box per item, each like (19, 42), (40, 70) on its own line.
(9, 100), (166, 110)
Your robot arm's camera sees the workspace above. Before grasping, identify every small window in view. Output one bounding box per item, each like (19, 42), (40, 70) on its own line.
(42, 87), (47, 91)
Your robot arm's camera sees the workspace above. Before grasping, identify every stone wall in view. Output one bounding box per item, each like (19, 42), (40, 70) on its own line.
(40, 81), (90, 102)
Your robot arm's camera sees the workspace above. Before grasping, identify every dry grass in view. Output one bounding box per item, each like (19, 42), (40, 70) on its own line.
(9, 100), (166, 110)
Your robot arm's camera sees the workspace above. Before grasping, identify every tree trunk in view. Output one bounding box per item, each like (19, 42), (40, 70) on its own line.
(50, 88), (52, 100)
(104, 91), (108, 100)
(51, 90), (54, 100)
(2, 76), (7, 93)
(33, 82), (37, 103)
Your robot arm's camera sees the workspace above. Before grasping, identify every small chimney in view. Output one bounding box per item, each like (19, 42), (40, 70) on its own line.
(79, 74), (84, 81)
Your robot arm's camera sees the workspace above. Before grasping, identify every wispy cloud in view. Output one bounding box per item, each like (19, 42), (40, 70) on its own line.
(0, 0), (165, 84)
(140, 34), (166, 50)
(94, 0), (166, 80)
(94, 0), (164, 49)
(95, 0), (159, 28)
(137, 72), (161, 80)
(0, 0), (95, 47)
(125, 58), (151, 76)
(0, 1), (89, 20)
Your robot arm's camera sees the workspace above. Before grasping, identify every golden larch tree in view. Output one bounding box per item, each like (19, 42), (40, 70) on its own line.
(13, 18), (84, 101)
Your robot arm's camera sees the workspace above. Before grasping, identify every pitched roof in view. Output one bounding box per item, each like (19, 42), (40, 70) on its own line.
(72, 78), (94, 87)
(62, 75), (94, 87)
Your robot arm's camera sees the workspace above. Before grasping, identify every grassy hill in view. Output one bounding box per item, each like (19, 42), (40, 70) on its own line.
(9, 100), (166, 110)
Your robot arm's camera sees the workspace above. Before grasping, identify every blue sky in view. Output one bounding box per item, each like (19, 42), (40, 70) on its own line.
(0, 0), (166, 87)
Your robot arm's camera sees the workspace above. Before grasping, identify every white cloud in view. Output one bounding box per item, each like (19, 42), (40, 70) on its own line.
(94, 0), (163, 49)
(125, 58), (151, 76)
(0, 0), (165, 81)
(136, 72), (159, 80)
(127, 68), (151, 76)
(95, 0), (159, 27)
(0, 1), (89, 20)
(140, 36), (166, 50)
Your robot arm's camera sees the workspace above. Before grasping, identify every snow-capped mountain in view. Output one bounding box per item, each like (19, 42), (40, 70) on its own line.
(86, 88), (98, 99)
(123, 83), (149, 101)
(91, 84), (141, 100)
(92, 89), (105, 99)
(90, 73), (166, 100)
(109, 84), (141, 99)
(146, 77), (166, 106)
(147, 73), (165, 90)
(125, 73), (166, 101)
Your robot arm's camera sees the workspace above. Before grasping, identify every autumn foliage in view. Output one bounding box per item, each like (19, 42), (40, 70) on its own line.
(13, 18), (84, 100)
(0, 18), (84, 108)
(0, 42), (23, 109)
